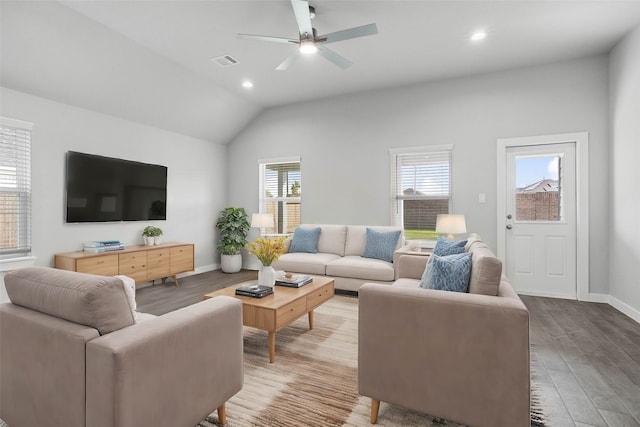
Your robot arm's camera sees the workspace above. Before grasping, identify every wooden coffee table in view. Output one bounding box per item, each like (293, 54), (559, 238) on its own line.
(203, 276), (335, 363)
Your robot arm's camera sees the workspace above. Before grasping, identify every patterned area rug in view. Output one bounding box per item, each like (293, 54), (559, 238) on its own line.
(197, 295), (546, 427)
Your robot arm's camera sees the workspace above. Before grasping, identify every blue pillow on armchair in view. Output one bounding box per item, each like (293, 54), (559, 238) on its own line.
(289, 227), (321, 253)
(432, 237), (467, 256)
(419, 252), (473, 293)
(362, 228), (402, 263)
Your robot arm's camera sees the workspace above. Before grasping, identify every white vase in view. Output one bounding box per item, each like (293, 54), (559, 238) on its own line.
(258, 265), (276, 288)
(154, 236), (162, 245)
(143, 236), (155, 246)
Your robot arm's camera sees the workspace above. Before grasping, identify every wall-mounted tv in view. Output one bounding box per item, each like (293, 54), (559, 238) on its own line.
(65, 151), (167, 223)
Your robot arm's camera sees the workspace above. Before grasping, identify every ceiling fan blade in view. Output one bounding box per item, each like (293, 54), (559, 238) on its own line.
(276, 52), (300, 71)
(319, 23), (378, 45)
(238, 33), (296, 44)
(317, 46), (352, 69)
(291, 0), (313, 38)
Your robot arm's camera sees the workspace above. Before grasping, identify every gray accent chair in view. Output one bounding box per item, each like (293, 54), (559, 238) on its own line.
(358, 240), (530, 426)
(0, 267), (243, 427)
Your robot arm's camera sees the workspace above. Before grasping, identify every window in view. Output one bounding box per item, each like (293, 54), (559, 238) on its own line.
(259, 157), (301, 234)
(390, 145), (452, 240)
(1, 117), (33, 259)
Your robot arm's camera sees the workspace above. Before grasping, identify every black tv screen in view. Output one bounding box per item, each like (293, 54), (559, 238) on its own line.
(65, 151), (167, 223)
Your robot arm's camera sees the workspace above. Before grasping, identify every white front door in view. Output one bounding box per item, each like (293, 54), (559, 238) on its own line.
(503, 142), (577, 298)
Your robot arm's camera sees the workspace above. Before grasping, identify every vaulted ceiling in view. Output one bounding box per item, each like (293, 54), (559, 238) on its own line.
(2, 1), (640, 143)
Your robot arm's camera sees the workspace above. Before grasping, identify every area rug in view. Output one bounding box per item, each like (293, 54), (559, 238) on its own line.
(197, 295), (546, 427)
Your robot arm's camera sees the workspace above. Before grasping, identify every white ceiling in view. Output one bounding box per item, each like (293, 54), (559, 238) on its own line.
(2, 1), (640, 142)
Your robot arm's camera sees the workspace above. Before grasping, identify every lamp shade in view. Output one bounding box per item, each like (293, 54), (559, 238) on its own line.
(435, 214), (467, 235)
(251, 213), (274, 229)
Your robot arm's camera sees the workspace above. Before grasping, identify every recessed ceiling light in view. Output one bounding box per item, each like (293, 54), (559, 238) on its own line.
(471, 31), (487, 42)
(242, 81), (253, 89)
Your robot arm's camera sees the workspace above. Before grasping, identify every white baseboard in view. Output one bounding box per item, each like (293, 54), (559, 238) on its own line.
(608, 296), (640, 324)
(581, 293), (610, 303)
(517, 290), (577, 300)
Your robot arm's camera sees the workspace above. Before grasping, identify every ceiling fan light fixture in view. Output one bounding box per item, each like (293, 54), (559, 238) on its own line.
(299, 39), (318, 54)
(471, 30), (487, 42)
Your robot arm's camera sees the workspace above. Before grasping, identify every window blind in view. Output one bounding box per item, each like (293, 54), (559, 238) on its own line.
(259, 158), (301, 234)
(1, 117), (33, 258)
(390, 146), (452, 237)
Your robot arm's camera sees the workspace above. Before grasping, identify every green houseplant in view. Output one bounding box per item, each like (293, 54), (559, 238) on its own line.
(216, 207), (250, 273)
(142, 226), (163, 246)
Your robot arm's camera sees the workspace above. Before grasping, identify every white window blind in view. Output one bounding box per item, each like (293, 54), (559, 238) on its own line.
(390, 145), (452, 240)
(259, 158), (301, 234)
(1, 117), (33, 259)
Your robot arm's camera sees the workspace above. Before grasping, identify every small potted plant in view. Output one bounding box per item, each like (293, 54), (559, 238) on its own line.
(142, 226), (163, 246)
(216, 207), (250, 273)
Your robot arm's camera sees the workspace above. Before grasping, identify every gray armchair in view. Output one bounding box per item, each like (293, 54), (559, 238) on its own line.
(0, 267), (243, 427)
(358, 240), (530, 426)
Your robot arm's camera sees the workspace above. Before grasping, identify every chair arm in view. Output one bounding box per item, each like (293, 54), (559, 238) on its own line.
(397, 254), (429, 279)
(358, 283), (530, 427)
(86, 296), (243, 427)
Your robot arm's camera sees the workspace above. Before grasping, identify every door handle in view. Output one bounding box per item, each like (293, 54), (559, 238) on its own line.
(506, 224), (513, 230)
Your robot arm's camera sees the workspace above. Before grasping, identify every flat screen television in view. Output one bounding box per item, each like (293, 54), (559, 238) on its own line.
(65, 151), (167, 223)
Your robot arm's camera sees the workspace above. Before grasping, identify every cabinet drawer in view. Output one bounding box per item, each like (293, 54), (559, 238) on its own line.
(147, 249), (170, 279)
(119, 252), (148, 283)
(119, 252), (148, 272)
(170, 245), (194, 274)
(276, 298), (307, 330)
(306, 282), (334, 310)
(76, 255), (118, 276)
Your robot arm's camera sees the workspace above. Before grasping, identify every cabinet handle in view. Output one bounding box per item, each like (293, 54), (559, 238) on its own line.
(97, 261), (104, 264)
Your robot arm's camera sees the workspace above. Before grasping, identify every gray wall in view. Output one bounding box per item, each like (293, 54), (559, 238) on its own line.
(609, 26), (640, 317)
(0, 87), (226, 278)
(228, 55), (610, 295)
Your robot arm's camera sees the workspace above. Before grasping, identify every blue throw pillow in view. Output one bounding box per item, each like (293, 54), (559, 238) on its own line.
(289, 227), (321, 253)
(362, 228), (401, 263)
(419, 252), (473, 293)
(432, 237), (467, 256)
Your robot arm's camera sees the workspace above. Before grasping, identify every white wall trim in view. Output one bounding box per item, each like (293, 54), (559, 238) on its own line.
(609, 296), (640, 324)
(497, 132), (589, 301)
(581, 293), (610, 303)
(517, 290), (579, 300)
(389, 144), (453, 154)
(257, 156), (300, 164)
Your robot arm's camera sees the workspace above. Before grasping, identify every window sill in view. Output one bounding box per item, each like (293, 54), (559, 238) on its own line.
(0, 256), (37, 272)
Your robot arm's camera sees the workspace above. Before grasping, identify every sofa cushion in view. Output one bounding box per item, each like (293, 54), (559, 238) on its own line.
(466, 240), (503, 296)
(298, 224), (347, 256)
(290, 227), (321, 253)
(392, 278), (421, 289)
(272, 252), (340, 275)
(362, 228), (402, 263)
(345, 225), (403, 256)
(419, 252), (473, 293)
(5, 267), (135, 335)
(326, 256), (395, 281)
(433, 237), (467, 256)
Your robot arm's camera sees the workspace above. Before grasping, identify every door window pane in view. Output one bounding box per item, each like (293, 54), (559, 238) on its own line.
(515, 155), (561, 221)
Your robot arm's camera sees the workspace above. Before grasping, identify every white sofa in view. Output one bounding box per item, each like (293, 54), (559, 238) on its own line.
(272, 224), (405, 292)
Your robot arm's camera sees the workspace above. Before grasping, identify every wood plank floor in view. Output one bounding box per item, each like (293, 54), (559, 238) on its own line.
(136, 271), (640, 427)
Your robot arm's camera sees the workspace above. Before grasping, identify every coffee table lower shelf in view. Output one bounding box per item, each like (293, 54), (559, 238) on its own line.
(203, 277), (335, 363)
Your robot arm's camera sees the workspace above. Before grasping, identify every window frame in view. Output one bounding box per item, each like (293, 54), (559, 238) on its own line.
(389, 145), (453, 241)
(1, 117), (33, 260)
(258, 156), (301, 235)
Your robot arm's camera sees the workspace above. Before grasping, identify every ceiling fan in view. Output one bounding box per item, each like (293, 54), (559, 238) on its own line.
(238, 0), (378, 70)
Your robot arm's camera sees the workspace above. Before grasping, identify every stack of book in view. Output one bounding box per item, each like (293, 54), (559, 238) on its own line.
(83, 240), (125, 252)
(275, 274), (313, 288)
(235, 284), (274, 298)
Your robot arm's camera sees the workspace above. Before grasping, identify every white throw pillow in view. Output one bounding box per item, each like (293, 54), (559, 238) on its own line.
(114, 275), (137, 322)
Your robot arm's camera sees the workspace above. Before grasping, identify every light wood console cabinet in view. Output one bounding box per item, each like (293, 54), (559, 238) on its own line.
(54, 243), (194, 287)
